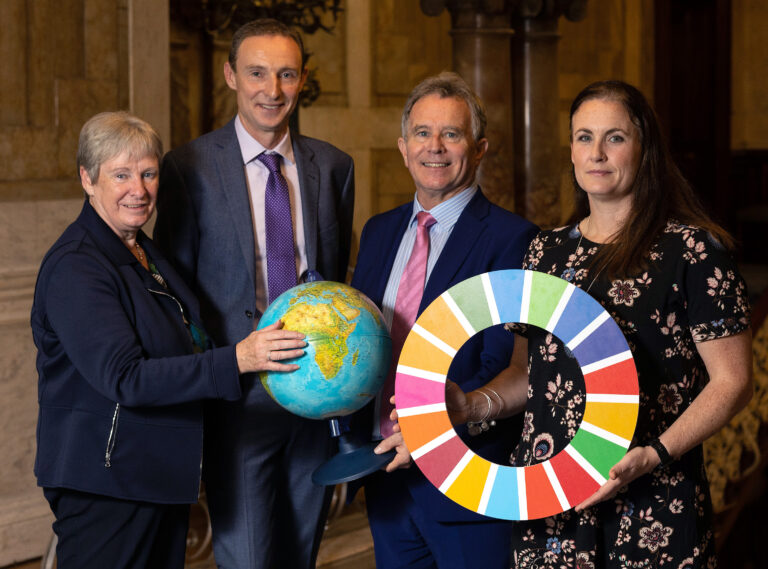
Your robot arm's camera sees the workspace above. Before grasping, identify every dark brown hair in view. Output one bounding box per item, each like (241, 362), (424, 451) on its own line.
(568, 80), (734, 279)
(228, 18), (306, 71)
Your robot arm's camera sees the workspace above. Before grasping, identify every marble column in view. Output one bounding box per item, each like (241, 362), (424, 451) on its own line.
(421, 0), (587, 226)
(511, 1), (587, 228)
(512, 15), (560, 228)
(421, 0), (516, 211)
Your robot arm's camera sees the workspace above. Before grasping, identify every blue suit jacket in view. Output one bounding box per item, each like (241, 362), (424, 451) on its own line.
(350, 190), (538, 522)
(31, 201), (241, 504)
(154, 119), (355, 348)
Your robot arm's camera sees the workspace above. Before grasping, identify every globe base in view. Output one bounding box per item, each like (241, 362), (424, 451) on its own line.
(312, 435), (395, 485)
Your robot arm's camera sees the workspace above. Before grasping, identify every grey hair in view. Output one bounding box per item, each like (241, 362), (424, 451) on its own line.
(400, 72), (487, 141)
(77, 111), (163, 183)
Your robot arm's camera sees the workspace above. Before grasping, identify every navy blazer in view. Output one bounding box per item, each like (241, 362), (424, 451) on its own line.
(31, 201), (242, 504)
(154, 119), (355, 347)
(351, 189), (538, 522)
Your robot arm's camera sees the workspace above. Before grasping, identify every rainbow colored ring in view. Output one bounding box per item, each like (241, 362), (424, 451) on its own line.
(394, 269), (639, 520)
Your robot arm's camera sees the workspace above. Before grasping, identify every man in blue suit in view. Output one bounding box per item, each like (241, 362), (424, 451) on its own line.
(349, 73), (537, 568)
(154, 19), (354, 569)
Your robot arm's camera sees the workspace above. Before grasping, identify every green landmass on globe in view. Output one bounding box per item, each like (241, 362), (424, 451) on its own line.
(257, 281), (392, 420)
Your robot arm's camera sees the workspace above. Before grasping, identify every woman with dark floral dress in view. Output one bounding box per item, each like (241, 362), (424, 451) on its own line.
(445, 81), (753, 568)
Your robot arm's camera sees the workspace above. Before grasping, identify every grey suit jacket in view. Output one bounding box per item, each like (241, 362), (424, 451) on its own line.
(154, 119), (355, 347)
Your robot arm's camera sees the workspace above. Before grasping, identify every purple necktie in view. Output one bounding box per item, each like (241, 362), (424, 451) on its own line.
(378, 211), (437, 438)
(257, 152), (297, 304)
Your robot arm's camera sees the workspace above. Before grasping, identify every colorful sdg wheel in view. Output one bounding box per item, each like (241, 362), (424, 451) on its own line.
(394, 269), (639, 520)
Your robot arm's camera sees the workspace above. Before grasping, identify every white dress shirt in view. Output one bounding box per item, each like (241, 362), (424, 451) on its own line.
(234, 116), (308, 315)
(380, 185), (478, 330)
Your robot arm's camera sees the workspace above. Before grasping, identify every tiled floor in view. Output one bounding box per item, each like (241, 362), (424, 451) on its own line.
(9, 508), (375, 569)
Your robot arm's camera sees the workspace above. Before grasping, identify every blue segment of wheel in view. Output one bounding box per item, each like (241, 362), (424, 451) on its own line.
(488, 270), (525, 323)
(483, 467), (521, 520)
(570, 317), (633, 367)
(550, 292), (606, 346)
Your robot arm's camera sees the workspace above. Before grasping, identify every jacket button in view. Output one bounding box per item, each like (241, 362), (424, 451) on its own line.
(245, 310), (253, 318)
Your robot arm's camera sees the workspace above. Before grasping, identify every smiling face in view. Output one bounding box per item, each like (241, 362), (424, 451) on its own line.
(224, 34), (307, 149)
(81, 152), (159, 243)
(398, 94), (487, 209)
(570, 98), (642, 207)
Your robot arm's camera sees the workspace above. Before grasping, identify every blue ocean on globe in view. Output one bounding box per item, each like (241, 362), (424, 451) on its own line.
(257, 281), (392, 420)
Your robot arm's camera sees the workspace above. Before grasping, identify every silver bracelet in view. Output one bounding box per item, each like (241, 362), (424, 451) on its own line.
(484, 386), (505, 412)
(468, 390), (496, 436)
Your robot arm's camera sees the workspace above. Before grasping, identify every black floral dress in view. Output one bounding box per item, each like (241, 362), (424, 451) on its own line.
(509, 221), (750, 569)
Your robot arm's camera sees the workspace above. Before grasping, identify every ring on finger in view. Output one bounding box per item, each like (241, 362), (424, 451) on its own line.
(267, 351), (272, 362)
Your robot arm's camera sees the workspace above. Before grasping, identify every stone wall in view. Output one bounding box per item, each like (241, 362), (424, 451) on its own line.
(0, 0), (168, 565)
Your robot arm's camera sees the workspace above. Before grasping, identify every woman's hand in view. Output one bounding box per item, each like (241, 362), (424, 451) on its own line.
(576, 330), (753, 512)
(445, 379), (471, 425)
(575, 445), (659, 511)
(235, 321), (306, 373)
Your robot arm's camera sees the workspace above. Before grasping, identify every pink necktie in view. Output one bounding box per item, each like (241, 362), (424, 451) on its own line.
(379, 211), (436, 438)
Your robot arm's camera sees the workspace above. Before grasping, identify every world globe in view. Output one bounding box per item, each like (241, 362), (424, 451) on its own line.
(257, 281), (392, 420)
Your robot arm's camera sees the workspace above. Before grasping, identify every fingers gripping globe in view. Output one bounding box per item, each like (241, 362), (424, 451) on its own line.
(257, 281), (392, 420)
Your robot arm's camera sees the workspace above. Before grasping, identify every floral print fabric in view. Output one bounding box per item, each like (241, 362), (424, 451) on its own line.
(509, 221), (750, 568)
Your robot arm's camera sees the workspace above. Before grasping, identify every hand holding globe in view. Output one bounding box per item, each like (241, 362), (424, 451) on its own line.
(257, 281), (394, 484)
(257, 281), (392, 420)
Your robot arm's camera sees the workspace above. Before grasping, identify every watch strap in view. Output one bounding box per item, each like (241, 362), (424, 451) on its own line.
(649, 438), (672, 468)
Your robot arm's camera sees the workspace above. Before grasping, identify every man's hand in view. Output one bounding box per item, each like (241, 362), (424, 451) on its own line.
(373, 396), (412, 471)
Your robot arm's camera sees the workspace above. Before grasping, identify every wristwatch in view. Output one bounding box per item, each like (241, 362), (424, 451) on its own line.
(648, 438), (673, 468)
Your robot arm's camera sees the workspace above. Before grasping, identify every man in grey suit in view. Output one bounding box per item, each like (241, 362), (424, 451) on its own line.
(154, 18), (354, 569)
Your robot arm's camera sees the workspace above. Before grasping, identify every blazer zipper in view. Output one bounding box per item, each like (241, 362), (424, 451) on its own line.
(103, 289), (186, 468)
(105, 403), (120, 467)
(147, 287), (204, 485)
(148, 288), (189, 325)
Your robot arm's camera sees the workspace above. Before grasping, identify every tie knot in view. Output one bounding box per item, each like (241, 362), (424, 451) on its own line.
(417, 211), (436, 229)
(256, 152), (282, 173)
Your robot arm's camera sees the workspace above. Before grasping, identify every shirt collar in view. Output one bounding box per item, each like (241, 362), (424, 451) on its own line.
(409, 185), (477, 229)
(234, 115), (295, 166)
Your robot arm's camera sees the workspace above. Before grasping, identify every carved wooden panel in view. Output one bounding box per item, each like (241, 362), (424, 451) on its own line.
(372, 148), (414, 214)
(554, 0), (654, 222)
(0, 0), (28, 127)
(303, 9), (348, 107)
(212, 38), (238, 131)
(732, 0), (768, 149)
(372, 0), (452, 106)
(558, 0), (654, 145)
(170, 25), (205, 148)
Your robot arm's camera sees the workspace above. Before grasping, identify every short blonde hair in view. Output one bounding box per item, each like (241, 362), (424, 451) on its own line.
(77, 111), (163, 183)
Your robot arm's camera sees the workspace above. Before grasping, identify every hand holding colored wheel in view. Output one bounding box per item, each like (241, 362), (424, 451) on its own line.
(394, 270), (639, 520)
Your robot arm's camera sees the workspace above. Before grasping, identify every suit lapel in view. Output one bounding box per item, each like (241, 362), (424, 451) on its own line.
(420, 190), (491, 311)
(293, 133), (320, 275)
(215, 123), (257, 290)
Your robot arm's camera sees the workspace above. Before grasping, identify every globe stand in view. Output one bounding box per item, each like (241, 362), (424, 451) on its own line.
(312, 418), (396, 485)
